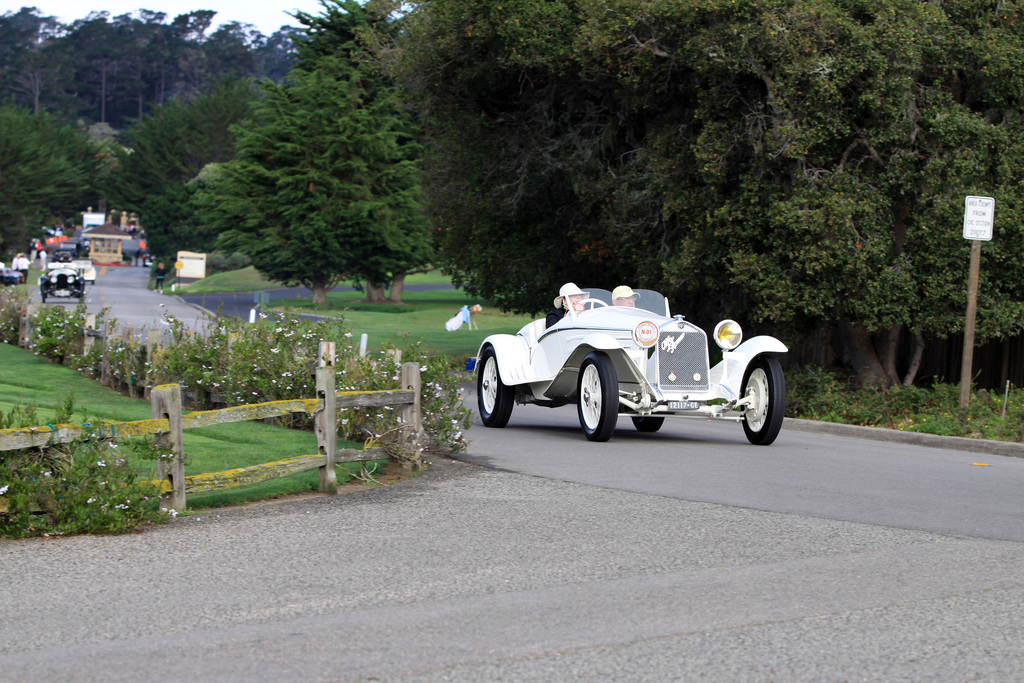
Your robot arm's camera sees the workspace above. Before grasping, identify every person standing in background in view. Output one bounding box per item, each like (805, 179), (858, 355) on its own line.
(13, 253), (30, 284)
(155, 262), (167, 293)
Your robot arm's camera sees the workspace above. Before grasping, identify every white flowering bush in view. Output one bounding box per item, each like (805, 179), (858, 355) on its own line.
(332, 336), (472, 457)
(18, 300), (106, 375)
(148, 311), (471, 455)
(104, 329), (148, 398)
(0, 287), (28, 344)
(0, 439), (168, 538)
(31, 301), (88, 365)
(0, 396), (169, 538)
(151, 311), (327, 411)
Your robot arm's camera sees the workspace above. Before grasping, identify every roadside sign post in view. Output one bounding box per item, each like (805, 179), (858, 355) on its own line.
(959, 196), (994, 410)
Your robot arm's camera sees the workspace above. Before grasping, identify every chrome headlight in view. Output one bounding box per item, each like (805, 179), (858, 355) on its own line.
(713, 320), (742, 350)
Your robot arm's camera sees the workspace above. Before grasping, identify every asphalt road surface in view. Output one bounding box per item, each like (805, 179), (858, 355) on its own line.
(459, 399), (1024, 543)
(5, 271), (1024, 681)
(32, 262), (211, 335)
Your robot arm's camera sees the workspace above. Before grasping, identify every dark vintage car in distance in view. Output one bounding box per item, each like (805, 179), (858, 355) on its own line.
(39, 263), (86, 302)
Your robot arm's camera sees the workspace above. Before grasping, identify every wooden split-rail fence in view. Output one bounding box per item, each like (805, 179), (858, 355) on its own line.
(0, 342), (422, 512)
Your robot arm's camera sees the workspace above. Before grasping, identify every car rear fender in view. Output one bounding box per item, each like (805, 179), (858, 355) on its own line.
(713, 335), (789, 393)
(476, 334), (533, 386)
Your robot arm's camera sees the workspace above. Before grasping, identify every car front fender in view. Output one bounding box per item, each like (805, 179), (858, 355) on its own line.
(713, 335), (789, 394)
(540, 333), (649, 399)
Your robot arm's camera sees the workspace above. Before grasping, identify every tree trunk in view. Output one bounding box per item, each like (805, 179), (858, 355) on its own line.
(388, 272), (406, 304)
(902, 331), (925, 387)
(837, 319), (894, 387)
(876, 324), (902, 386)
(366, 281), (387, 303)
(311, 282), (327, 306)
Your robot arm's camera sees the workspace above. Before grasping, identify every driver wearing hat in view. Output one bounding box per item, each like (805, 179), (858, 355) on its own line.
(546, 282), (589, 328)
(612, 285), (638, 307)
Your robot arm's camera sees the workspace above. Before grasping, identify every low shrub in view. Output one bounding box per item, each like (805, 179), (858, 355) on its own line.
(331, 335), (472, 462)
(149, 310), (471, 457)
(205, 251), (252, 275)
(0, 395), (169, 538)
(787, 365), (1024, 441)
(0, 287), (28, 344)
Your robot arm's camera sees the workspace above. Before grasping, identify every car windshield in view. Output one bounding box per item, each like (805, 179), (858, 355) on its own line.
(582, 288), (670, 316)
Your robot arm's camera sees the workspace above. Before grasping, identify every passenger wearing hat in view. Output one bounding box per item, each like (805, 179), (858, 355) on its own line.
(612, 285), (638, 307)
(546, 282), (589, 328)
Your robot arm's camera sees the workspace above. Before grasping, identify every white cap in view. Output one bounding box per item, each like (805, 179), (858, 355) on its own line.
(553, 282), (586, 308)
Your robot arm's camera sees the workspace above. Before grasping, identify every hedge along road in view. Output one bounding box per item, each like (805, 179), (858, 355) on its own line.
(6, 271), (1024, 680)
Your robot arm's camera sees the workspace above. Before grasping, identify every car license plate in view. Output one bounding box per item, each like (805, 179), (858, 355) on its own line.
(669, 401), (699, 410)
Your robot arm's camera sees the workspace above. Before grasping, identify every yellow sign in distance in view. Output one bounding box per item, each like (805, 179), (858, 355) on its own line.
(174, 261), (184, 270)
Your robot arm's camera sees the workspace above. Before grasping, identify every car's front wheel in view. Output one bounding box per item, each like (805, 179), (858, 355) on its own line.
(577, 351), (619, 442)
(741, 355), (785, 445)
(477, 345), (514, 428)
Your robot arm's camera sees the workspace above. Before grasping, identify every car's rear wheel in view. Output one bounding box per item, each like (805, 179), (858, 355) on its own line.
(741, 355), (785, 445)
(577, 352), (619, 442)
(631, 416), (665, 432)
(477, 345), (514, 428)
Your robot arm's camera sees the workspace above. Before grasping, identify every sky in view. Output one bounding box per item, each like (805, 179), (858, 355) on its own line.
(7, 1), (329, 37)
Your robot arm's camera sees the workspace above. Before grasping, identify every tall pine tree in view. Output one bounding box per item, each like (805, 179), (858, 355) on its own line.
(195, 0), (429, 304)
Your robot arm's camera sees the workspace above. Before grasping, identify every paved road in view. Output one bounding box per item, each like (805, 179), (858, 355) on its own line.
(458, 399), (1024, 542)
(33, 263), (211, 336)
(5, 274), (1023, 680)
(2, 451), (1022, 681)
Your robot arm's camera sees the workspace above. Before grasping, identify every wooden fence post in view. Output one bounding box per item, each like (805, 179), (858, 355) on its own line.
(100, 321), (113, 386)
(18, 303), (41, 348)
(316, 342), (338, 494)
(152, 384), (185, 511)
(144, 330), (160, 399)
(83, 313), (96, 353)
(18, 303), (28, 347)
(400, 362), (423, 467)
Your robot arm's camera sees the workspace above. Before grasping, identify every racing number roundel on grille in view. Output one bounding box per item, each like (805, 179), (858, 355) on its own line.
(634, 321), (659, 347)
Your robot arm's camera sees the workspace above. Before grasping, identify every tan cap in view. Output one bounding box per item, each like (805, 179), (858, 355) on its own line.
(612, 286), (636, 300)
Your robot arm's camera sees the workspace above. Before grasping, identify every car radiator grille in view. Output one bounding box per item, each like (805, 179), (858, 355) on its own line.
(656, 325), (710, 392)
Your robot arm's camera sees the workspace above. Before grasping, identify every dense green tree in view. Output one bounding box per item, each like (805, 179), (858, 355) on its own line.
(290, 0), (431, 302)
(192, 50), (427, 305)
(107, 79), (257, 258)
(0, 105), (100, 255)
(374, 0), (1024, 386)
(0, 7), (298, 130)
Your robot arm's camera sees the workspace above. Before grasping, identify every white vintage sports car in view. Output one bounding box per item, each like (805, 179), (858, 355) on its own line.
(474, 288), (788, 444)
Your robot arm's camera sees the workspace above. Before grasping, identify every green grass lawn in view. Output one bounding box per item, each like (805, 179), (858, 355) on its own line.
(282, 286), (536, 359)
(180, 267), (539, 360)
(175, 266), (278, 294)
(0, 344), (382, 509)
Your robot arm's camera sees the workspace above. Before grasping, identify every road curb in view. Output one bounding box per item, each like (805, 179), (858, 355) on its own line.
(783, 417), (1024, 458)
(170, 294), (216, 318)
